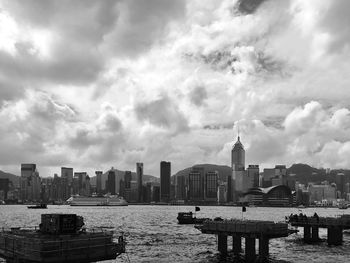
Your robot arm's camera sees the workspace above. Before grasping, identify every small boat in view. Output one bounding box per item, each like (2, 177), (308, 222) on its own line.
(27, 203), (47, 209)
(338, 203), (348, 210)
(177, 212), (209, 224)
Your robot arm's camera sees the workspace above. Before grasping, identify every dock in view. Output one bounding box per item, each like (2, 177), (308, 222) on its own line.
(195, 219), (291, 262)
(287, 214), (350, 245)
(0, 214), (125, 263)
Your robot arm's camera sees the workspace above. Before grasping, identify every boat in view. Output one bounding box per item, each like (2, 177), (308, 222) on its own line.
(67, 195), (128, 206)
(338, 203), (348, 210)
(177, 212), (209, 224)
(0, 213), (125, 262)
(27, 203), (47, 209)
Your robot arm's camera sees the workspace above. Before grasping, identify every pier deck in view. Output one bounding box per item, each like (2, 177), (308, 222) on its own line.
(196, 219), (290, 262)
(287, 214), (350, 245)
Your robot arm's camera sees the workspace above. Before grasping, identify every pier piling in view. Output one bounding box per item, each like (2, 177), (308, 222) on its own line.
(327, 227), (342, 245)
(232, 235), (242, 255)
(311, 226), (319, 241)
(218, 234), (227, 254)
(259, 237), (269, 261)
(245, 237), (256, 262)
(304, 226), (311, 242)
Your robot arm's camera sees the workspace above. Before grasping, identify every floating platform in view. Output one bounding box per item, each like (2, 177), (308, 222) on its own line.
(0, 214), (125, 263)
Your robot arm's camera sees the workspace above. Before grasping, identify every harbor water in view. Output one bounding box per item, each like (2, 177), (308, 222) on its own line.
(1, 205), (349, 262)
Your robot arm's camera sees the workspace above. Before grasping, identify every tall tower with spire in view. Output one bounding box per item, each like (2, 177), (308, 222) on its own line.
(231, 135), (245, 171)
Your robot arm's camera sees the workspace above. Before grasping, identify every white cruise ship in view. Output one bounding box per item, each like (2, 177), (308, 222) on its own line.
(67, 195), (128, 206)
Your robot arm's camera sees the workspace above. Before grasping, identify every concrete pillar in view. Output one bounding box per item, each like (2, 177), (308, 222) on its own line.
(232, 235), (241, 255)
(218, 234), (227, 254)
(304, 226), (311, 242)
(259, 236), (269, 261)
(311, 226), (319, 241)
(327, 227), (343, 245)
(245, 237), (256, 263)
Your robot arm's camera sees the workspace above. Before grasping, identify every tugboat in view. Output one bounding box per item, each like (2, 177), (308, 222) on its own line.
(177, 212), (209, 224)
(177, 207), (210, 224)
(27, 203), (47, 209)
(0, 214), (125, 263)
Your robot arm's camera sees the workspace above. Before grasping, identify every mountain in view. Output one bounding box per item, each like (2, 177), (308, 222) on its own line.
(0, 170), (19, 187)
(173, 164), (232, 181)
(89, 168), (159, 186)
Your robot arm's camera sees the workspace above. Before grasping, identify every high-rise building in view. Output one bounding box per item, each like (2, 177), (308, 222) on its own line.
(204, 171), (218, 201)
(124, 171), (132, 189)
(61, 167), (73, 185)
(226, 175), (232, 202)
(74, 172), (88, 196)
(231, 136), (245, 171)
(160, 161), (171, 203)
(0, 178), (10, 200)
(95, 171), (103, 194)
(107, 170), (116, 195)
(136, 163), (143, 202)
(188, 171), (202, 201)
(247, 165), (259, 188)
(175, 175), (186, 200)
(20, 164), (41, 201)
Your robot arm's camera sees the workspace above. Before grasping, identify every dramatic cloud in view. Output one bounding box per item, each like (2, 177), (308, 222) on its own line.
(1, 0), (350, 177)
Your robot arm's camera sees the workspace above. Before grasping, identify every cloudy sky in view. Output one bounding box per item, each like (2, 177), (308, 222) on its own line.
(1, 0), (350, 177)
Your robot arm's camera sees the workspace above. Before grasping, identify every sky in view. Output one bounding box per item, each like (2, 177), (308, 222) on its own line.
(1, 0), (350, 178)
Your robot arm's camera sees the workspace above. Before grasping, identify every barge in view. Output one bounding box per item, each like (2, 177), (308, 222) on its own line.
(0, 213), (125, 262)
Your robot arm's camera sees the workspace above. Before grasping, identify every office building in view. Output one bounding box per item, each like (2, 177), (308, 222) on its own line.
(20, 164), (41, 201)
(175, 175), (186, 200)
(95, 171), (103, 194)
(136, 163), (143, 202)
(61, 167), (73, 185)
(107, 170), (116, 195)
(160, 161), (171, 202)
(204, 171), (218, 202)
(247, 165), (259, 188)
(124, 171), (132, 189)
(231, 136), (245, 171)
(188, 171), (202, 201)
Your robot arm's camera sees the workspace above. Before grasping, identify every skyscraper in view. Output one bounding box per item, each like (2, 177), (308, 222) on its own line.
(160, 161), (171, 203)
(175, 175), (186, 200)
(136, 163), (143, 202)
(95, 171), (103, 194)
(20, 164), (41, 201)
(231, 136), (245, 171)
(124, 171), (132, 189)
(107, 170), (116, 195)
(204, 171), (218, 201)
(61, 167), (73, 185)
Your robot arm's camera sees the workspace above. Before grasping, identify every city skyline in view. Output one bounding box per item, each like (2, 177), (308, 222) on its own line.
(1, 1), (350, 178)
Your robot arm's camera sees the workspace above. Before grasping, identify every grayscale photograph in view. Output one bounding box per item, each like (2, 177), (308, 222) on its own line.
(0, 0), (350, 262)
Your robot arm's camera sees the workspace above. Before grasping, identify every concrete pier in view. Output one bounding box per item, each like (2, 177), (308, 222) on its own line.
(288, 214), (350, 246)
(232, 235), (242, 255)
(195, 219), (290, 261)
(259, 237), (269, 261)
(327, 227), (342, 245)
(304, 226), (311, 242)
(311, 226), (319, 241)
(218, 234), (227, 254)
(245, 237), (256, 262)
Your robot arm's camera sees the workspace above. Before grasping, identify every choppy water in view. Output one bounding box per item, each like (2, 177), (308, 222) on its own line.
(0, 205), (349, 262)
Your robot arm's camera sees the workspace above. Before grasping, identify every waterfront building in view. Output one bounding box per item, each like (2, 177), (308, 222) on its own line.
(226, 175), (232, 202)
(124, 171), (132, 189)
(217, 184), (227, 204)
(20, 164), (41, 202)
(61, 167), (73, 185)
(247, 165), (259, 188)
(262, 168), (274, 187)
(136, 163), (143, 202)
(204, 171), (218, 202)
(188, 171), (202, 202)
(308, 182), (336, 204)
(175, 175), (186, 200)
(95, 171), (103, 194)
(231, 136), (245, 171)
(152, 185), (160, 203)
(0, 178), (9, 200)
(160, 161), (171, 203)
(107, 170), (116, 195)
(243, 185), (293, 206)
